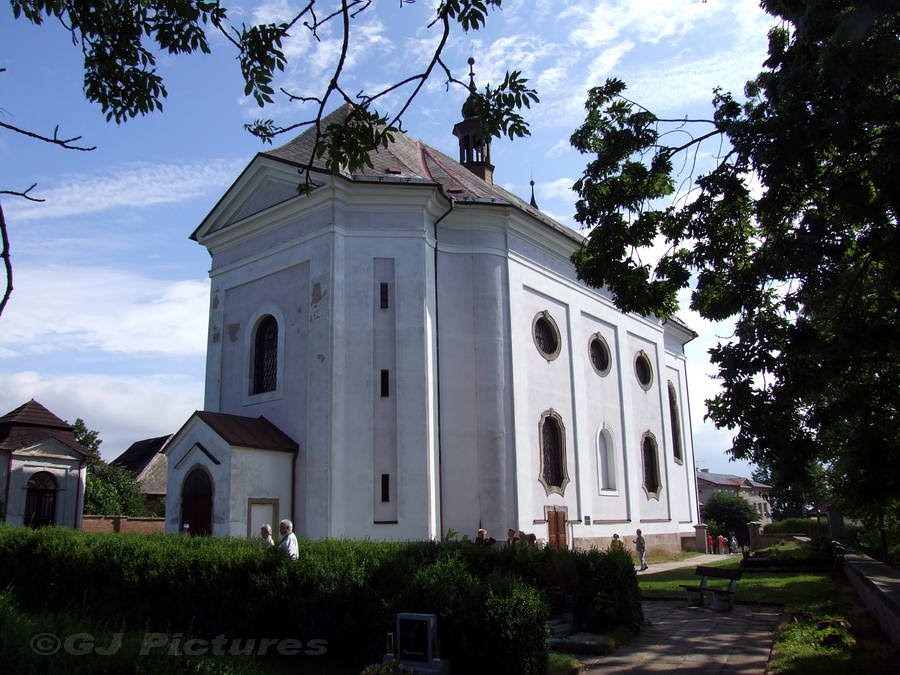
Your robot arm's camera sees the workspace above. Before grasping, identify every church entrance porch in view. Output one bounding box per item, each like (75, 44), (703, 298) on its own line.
(181, 468), (213, 536)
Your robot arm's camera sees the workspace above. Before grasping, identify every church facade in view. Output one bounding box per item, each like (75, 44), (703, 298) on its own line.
(164, 102), (700, 552)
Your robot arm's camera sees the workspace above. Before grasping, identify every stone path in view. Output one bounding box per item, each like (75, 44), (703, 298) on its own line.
(576, 555), (780, 672)
(582, 600), (782, 673)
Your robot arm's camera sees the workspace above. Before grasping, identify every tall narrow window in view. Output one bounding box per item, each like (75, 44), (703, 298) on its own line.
(381, 474), (390, 502)
(668, 382), (684, 462)
(252, 315), (278, 394)
(539, 411), (569, 496)
(642, 433), (662, 498)
(380, 369), (390, 397)
(598, 428), (616, 491)
(380, 282), (390, 309)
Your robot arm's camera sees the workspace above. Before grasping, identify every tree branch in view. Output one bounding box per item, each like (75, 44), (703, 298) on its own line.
(0, 184), (45, 202)
(0, 120), (96, 151)
(0, 204), (12, 317)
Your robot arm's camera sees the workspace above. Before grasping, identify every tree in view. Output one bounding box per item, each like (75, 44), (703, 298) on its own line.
(703, 492), (759, 543)
(569, 2), (898, 524)
(751, 462), (826, 521)
(2, 0), (538, 314)
(70, 418), (143, 516)
(84, 461), (146, 517)
(72, 417), (102, 458)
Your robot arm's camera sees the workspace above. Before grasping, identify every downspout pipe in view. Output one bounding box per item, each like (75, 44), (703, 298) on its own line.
(3, 450), (11, 522)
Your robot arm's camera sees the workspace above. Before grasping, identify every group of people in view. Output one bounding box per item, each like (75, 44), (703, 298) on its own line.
(706, 532), (740, 555)
(260, 519), (299, 559)
(610, 530), (648, 570)
(474, 528), (546, 548)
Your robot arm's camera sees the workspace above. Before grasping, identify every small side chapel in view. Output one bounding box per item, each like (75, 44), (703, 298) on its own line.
(165, 74), (701, 552)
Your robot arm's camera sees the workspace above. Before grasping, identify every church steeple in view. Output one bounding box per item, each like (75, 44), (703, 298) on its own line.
(452, 57), (494, 184)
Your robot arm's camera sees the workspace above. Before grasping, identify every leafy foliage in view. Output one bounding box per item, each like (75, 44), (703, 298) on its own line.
(84, 461), (145, 517)
(753, 462), (827, 519)
(71, 417), (102, 456)
(0, 528), (642, 673)
(703, 492), (759, 541)
(569, 2), (899, 521)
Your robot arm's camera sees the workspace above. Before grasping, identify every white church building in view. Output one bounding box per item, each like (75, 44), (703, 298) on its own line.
(164, 90), (701, 552)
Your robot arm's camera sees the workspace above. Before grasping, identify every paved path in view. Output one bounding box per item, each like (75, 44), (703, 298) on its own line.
(635, 553), (737, 576)
(577, 555), (779, 672)
(582, 600), (782, 673)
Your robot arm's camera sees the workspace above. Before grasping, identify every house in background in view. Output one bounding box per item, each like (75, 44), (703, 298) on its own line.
(0, 400), (94, 528)
(696, 468), (772, 524)
(111, 434), (172, 516)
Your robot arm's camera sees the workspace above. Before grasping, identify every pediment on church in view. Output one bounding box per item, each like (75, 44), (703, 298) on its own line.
(192, 155), (322, 243)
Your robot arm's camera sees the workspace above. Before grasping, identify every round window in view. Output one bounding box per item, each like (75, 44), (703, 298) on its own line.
(589, 334), (611, 375)
(635, 352), (653, 388)
(532, 312), (560, 360)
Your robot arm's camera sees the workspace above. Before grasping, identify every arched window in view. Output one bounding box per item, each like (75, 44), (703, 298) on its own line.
(598, 427), (616, 491)
(642, 433), (662, 498)
(668, 382), (684, 462)
(539, 411), (569, 496)
(181, 468), (213, 536)
(252, 315), (278, 394)
(25, 471), (57, 527)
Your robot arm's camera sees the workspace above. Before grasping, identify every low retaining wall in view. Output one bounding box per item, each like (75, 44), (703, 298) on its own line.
(82, 515), (165, 534)
(575, 531), (688, 556)
(844, 553), (900, 648)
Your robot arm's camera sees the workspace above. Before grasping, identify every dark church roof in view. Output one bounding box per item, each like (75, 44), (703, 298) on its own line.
(0, 399), (94, 457)
(194, 411), (298, 453)
(112, 434), (171, 476)
(261, 104), (582, 244)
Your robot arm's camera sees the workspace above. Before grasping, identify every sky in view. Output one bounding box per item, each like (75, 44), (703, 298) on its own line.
(0, 0), (775, 474)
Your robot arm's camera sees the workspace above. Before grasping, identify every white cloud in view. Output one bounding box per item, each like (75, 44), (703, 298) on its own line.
(565, 0), (722, 49)
(585, 41), (634, 84)
(5, 159), (244, 222)
(538, 177), (576, 202)
(0, 266), (209, 357)
(0, 371), (203, 460)
(546, 139), (573, 159)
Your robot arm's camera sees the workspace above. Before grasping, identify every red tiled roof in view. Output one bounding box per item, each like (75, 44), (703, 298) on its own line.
(195, 411), (298, 453)
(0, 400), (94, 457)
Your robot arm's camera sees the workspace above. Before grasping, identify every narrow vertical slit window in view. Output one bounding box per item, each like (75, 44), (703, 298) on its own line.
(380, 282), (390, 309)
(380, 369), (390, 397)
(668, 382), (684, 462)
(252, 315), (278, 394)
(381, 474), (390, 503)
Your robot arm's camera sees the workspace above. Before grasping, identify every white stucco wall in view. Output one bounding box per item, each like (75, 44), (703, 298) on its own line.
(4, 441), (84, 528)
(187, 156), (700, 545)
(165, 418), (233, 535)
(230, 447), (294, 537)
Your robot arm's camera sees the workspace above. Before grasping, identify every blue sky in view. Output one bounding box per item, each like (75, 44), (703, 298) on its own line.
(0, 0), (774, 473)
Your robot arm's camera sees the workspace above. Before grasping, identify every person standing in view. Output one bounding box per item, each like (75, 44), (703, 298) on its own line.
(717, 533), (727, 555)
(634, 529), (647, 571)
(260, 523), (275, 546)
(707, 532), (714, 554)
(278, 519), (299, 560)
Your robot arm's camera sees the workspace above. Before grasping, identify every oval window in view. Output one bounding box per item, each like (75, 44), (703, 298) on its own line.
(533, 313), (560, 360)
(635, 352), (653, 388)
(589, 334), (611, 375)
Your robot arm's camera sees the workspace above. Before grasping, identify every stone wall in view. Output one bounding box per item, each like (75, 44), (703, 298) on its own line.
(82, 516), (165, 534)
(575, 531), (690, 556)
(844, 553), (900, 648)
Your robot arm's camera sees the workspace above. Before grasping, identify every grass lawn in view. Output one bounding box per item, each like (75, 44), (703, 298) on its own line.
(637, 556), (829, 606)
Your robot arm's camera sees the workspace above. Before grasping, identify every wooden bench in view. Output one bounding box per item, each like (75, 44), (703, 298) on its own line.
(680, 566), (742, 611)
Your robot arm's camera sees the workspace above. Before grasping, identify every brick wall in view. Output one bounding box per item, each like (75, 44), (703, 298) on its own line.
(82, 515), (165, 534)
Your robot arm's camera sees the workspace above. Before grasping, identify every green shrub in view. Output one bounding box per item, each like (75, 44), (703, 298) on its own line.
(0, 527), (640, 673)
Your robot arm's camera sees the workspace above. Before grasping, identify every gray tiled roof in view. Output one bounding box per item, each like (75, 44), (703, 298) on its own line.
(263, 104), (584, 244)
(696, 468), (771, 489)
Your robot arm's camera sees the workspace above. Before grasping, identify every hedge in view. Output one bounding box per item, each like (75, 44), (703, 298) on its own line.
(0, 526), (641, 673)
(763, 518), (830, 536)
